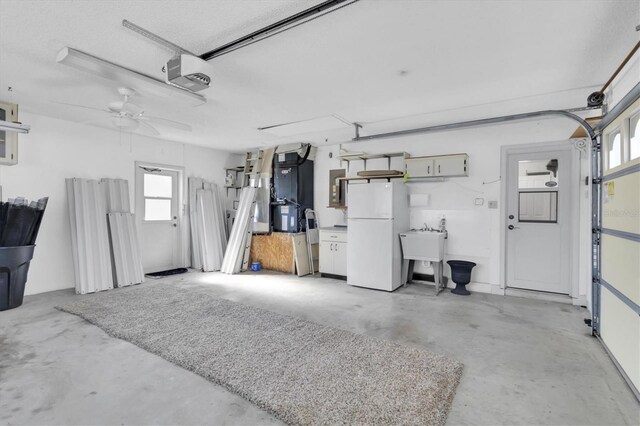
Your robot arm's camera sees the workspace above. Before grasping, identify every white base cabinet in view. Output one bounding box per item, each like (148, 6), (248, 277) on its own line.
(319, 229), (347, 277)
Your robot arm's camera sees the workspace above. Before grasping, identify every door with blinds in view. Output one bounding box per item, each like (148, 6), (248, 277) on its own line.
(596, 96), (640, 399)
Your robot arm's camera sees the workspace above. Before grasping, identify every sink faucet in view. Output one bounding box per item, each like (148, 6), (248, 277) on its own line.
(417, 220), (447, 238)
(439, 216), (448, 239)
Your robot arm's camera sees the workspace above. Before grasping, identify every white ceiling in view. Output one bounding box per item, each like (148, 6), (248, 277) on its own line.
(0, 0), (638, 151)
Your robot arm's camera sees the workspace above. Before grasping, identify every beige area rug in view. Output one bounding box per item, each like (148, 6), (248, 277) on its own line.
(58, 283), (463, 425)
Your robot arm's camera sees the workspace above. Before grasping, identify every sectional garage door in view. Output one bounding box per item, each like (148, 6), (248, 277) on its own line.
(595, 95), (640, 399)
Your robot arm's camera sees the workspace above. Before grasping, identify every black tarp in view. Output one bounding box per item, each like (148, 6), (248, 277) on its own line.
(0, 197), (48, 247)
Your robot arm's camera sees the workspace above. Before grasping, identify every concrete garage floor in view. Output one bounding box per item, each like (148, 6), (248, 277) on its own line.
(1, 272), (638, 425)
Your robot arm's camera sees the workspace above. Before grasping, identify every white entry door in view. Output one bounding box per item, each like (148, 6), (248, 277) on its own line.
(135, 164), (182, 273)
(506, 149), (572, 294)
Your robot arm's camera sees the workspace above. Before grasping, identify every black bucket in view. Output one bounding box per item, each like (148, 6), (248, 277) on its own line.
(447, 260), (476, 296)
(0, 245), (35, 311)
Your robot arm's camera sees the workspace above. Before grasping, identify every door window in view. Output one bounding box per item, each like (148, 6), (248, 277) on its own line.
(607, 129), (622, 170)
(518, 191), (558, 223)
(143, 173), (173, 221)
(630, 111), (640, 161)
(518, 159), (558, 188)
(517, 159), (558, 223)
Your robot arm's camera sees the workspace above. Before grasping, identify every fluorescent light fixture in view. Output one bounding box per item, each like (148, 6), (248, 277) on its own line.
(56, 47), (206, 106)
(0, 120), (30, 134)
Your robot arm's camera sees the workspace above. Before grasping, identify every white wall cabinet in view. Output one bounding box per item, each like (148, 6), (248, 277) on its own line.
(406, 153), (468, 178)
(0, 101), (19, 165)
(406, 157), (434, 177)
(434, 154), (468, 176)
(319, 229), (347, 277)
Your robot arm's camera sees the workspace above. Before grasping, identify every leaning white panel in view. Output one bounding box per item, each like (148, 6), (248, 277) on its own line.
(65, 179), (81, 293)
(102, 178), (130, 213)
(220, 189), (248, 274)
(215, 185), (229, 241)
(107, 212), (145, 287)
(197, 189), (219, 271)
(188, 177), (204, 270)
(221, 186), (256, 274)
(189, 178), (228, 272)
(66, 178), (114, 294)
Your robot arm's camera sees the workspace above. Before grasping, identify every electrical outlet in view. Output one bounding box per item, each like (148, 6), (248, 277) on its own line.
(488, 200), (498, 209)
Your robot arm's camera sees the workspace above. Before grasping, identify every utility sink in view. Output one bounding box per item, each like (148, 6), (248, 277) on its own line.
(399, 230), (445, 262)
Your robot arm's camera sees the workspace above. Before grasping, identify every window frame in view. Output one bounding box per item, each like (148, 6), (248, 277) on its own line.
(628, 109), (640, 161)
(142, 172), (175, 222)
(604, 106), (640, 171)
(605, 126), (623, 171)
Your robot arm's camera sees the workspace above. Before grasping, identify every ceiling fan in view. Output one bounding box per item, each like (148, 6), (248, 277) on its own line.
(59, 87), (192, 135)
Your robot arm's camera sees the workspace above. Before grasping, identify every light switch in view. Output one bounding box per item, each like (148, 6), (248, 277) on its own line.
(488, 200), (498, 209)
(474, 197), (484, 206)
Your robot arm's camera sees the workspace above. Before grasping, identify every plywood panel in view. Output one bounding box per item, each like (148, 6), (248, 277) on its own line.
(601, 234), (640, 305)
(292, 233), (310, 276)
(602, 171), (640, 235)
(249, 232), (295, 273)
(600, 287), (640, 392)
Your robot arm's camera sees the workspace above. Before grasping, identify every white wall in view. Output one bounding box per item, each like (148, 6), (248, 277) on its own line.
(0, 112), (232, 295)
(605, 54), (639, 111)
(314, 117), (592, 302)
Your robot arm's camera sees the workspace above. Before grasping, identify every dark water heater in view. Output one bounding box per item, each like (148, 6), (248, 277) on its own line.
(272, 150), (314, 233)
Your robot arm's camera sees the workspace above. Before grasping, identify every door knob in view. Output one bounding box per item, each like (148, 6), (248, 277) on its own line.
(172, 223), (177, 227)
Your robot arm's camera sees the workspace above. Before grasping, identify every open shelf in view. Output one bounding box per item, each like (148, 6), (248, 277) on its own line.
(338, 152), (408, 161)
(338, 151), (409, 172)
(339, 174), (404, 183)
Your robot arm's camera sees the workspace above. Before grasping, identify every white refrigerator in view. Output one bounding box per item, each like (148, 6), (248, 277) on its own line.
(347, 181), (409, 291)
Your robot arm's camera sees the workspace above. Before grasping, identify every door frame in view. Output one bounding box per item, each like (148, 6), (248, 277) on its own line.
(500, 141), (581, 298)
(134, 161), (187, 271)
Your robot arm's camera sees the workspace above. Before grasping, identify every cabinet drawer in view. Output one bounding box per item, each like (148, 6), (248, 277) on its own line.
(319, 230), (347, 243)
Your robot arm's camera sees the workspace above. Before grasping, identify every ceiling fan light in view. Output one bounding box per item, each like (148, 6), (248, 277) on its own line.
(108, 101), (124, 112)
(111, 116), (139, 130)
